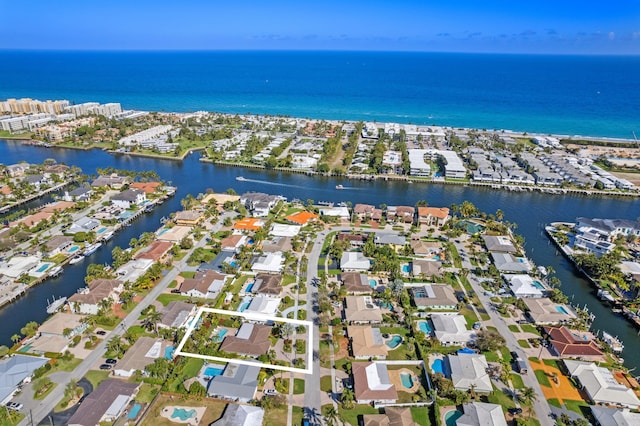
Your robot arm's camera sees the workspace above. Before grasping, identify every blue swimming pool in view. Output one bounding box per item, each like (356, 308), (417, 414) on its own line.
(35, 264), (50, 273)
(204, 366), (225, 377)
(119, 211), (134, 219)
(418, 321), (432, 334)
(369, 279), (377, 288)
(213, 329), (228, 342)
(401, 264), (411, 273)
(386, 335), (403, 349)
(432, 359), (445, 375)
(444, 410), (463, 426)
(127, 403), (142, 419)
(533, 280), (545, 289)
(157, 228), (169, 236)
(171, 408), (196, 421)
(164, 346), (174, 359)
(400, 372), (414, 389)
(246, 283), (254, 293)
(97, 227), (107, 234)
(68, 245), (80, 253)
(239, 302), (250, 312)
(555, 305), (569, 314)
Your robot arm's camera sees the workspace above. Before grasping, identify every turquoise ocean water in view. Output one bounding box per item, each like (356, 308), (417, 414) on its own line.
(0, 50), (638, 139)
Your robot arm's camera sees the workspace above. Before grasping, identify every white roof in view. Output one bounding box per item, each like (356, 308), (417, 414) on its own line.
(245, 296), (281, 315)
(105, 394), (129, 417)
(458, 402), (507, 426)
(341, 252), (371, 271)
(431, 314), (474, 345)
(365, 363), (393, 391)
(270, 224), (301, 237)
(506, 274), (544, 298)
(320, 206), (350, 218)
(449, 354), (492, 393)
(0, 256), (40, 278)
(564, 360), (640, 408)
(251, 252), (284, 273)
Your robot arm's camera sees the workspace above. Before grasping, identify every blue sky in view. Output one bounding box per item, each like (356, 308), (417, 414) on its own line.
(1, 0), (639, 54)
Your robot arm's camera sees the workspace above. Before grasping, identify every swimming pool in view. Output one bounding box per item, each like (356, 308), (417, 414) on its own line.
(67, 245), (80, 253)
(400, 372), (414, 389)
(245, 283), (254, 293)
(127, 403), (142, 419)
(533, 280), (545, 289)
(369, 279), (377, 288)
(418, 321), (432, 334)
(35, 263), (50, 273)
(164, 346), (174, 359)
(555, 305), (569, 314)
(386, 335), (403, 349)
(444, 410), (463, 426)
(119, 211), (134, 219)
(239, 302), (250, 312)
(432, 359), (446, 375)
(204, 366), (225, 377)
(157, 228), (169, 236)
(401, 264), (411, 273)
(171, 408), (196, 421)
(213, 329), (228, 342)
(97, 227), (107, 234)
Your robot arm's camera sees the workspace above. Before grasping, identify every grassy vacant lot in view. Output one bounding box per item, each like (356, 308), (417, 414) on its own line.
(337, 404), (379, 426)
(263, 406), (288, 426)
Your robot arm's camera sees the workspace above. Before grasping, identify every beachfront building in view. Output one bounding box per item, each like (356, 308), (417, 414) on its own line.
(408, 149), (431, 176)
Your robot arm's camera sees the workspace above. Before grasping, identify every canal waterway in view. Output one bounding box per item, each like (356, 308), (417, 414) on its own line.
(1, 140), (639, 372)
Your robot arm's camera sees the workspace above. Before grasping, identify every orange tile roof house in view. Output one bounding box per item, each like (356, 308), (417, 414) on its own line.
(233, 217), (264, 231)
(543, 326), (605, 359)
(363, 407), (419, 426)
(134, 240), (174, 263)
(130, 181), (162, 194)
(285, 211), (318, 226)
(352, 362), (398, 404)
(219, 323), (272, 357)
(417, 207), (450, 227)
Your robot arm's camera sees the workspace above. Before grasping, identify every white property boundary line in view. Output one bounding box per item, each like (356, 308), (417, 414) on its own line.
(174, 307), (314, 375)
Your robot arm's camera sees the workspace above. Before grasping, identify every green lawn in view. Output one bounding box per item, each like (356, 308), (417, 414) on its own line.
(411, 407), (431, 426)
(534, 369), (551, 387)
(179, 271), (196, 279)
(542, 359), (560, 370)
(293, 378), (305, 394)
(292, 406), (304, 426)
(263, 406), (288, 426)
(320, 375), (333, 392)
(521, 324), (539, 334)
(486, 385), (517, 408)
(508, 324), (521, 333)
(135, 384), (160, 403)
(517, 339), (531, 348)
(510, 373), (525, 389)
(500, 346), (513, 363)
(84, 370), (110, 389)
(483, 351), (500, 362)
(563, 399), (589, 415)
(547, 398), (561, 408)
(182, 357), (204, 378)
(49, 357), (82, 373)
(338, 404), (379, 426)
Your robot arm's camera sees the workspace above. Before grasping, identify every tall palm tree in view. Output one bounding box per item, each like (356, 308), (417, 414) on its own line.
(324, 406), (338, 426)
(519, 386), (537, 418)
(143, 310), (162, 336)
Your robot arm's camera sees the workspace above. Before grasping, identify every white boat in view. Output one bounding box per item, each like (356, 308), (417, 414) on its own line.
(602, 331), (624, 353)
(69, 254), (85, 264)
(100, 231), (113, 241)
(46, 296), (67, 314)
(236, 176), (246, 181)
(83, 242), (103, 256)
(48, 266), (63, 277)
(335, 184), (344, 190)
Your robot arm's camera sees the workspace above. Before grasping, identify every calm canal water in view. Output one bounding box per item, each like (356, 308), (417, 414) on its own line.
(1, 140), (639, 371)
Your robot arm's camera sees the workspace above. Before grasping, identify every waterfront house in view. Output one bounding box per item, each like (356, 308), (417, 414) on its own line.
(590, 406), (640, 426)
(156, 225), (191, 243)
(133, 240), (174, 264)
(130, 181), (161, 194)
(576, 217), (640, 240)
(158, 301), (197, 329)
(386, 205), (415, 223)
(114, 337), (171, 377)
(340, 272), (373, 294)
(91, 174), (129, 189)
(115, 258), (154, 284)
(410, 284), (457, 310)
(285, 210), (318, 226)
(68, 278), (124, 315)
(431, 314), (475, 346)
(219, 323), (272, 357)
(522, 298), (577, 325)
(251, 252), (285, 273)
(347, 325), (388, 359)
(490, 252), (532, 273)
(270, 224), (301, 237)
(0, 354), (50, 405)
(457, 402), (507, 426)
(0, 255), (40, 279)
(362, 407), (418, 426)
(111, 188), (146, 209)
(352, 361), (398, 404)
(233, 217), (265, 231)
(319, 206), (350, 220)
(62, 184), (93, 202)
(240, 192), (284, 217)
(179, 270), (226, 299)
(344, 296), (383, 324)
(504, 274), (545, 298)
(5, 163), (30, 178)
(220, 234), (248, 253)
(174, 210), (205, 227)
(211, 404), (265, 426)
(482, 235), (518, 253)
(340, 252), (371, 272)
(207, 363), (260, 402)
(543, 326), (604, 360)
(67, 380), (139, 426)
(353, 204), (376, 221)
(41, 235), (74, 257)
(200, 192), (241, 208)
(68, 216), (101, 234)
(417, 207), (450, 228)
(563, 360), (640, 409)
(448, 353), (492, 393)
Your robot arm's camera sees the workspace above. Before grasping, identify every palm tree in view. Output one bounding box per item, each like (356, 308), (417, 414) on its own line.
(324, 406), (338, 426)
(143, 310), (162, 335)
(518, 386), (537, 418)
(11, 334), (21, 345)
(340, 388), (355, 409)
(106, 336), (122, 356)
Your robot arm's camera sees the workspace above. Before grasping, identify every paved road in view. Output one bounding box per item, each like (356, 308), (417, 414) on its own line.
(18, 214), (230, 426)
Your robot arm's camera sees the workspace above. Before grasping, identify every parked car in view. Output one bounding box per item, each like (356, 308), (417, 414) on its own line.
(6, 402), (23, 411)
(96, 330), (107, 336)
(508, 407), (523, 415)
(105, 358), (117, 364)
(99, 364), (113, 370)
(171, 289), (181, 294)
(264, 389), (277, 395)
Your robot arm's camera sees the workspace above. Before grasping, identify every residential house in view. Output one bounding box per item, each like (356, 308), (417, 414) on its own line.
(352, 362), (398, 404)
(457, 402), (507, 426)
(174, 210), (205, 227)
(38, 312), (86, 338)
(251, 252), (285, 273)
(353, 204), (376, 221)
(220, 234), (248, 253)
(374, 233), (406, 251)
(5, 163), (30, 178)
(504, 274), (544, 298)
(337, 233), (368, 248)
(491, 252), (532, 273)
(41, 235), (73, 257)
(68, 279), (124, 315)
(62, 185), (93, 202)
(386, 206), (415, 223)
(448, 353), (492, 393)
(0, 354), (50, 405)
(261, 236), (293, 254)
(340, 272), (373, 294)
(543, 326), (605, 360)
(563, 360), (640, 409)
(220, 323), (272, 357)
(417, 207), (450, 228)
(410, 284), (457, 310)
(590, 406), (640, 426)
(130, 181), (161, 194)
(207, 363), (260, 402)
(522, 298), (577, 325)
(200, 192), (241, 208)
(340, 252), (371, 272)
(67, 380), (139, 426)
(362, 407), (418, 426)
(114, 337), (172, 377)
(251, 274), (282, 296)
(134, 240), (174, 263)
(68, 216), (101, 234)
(431, 314), (475, 347)
(285, 211), (318, 226)
(344, 296), (383, 324)
(240, 192), (284, 217)
(211, 404), (265, 426)
(111, 188), (146, 209)
(158, 301), (197, 329)
(410, 259), (443, 277)
(91, 174), (129, 189)
(409, 239), (442, 257)
(114, 258), (154, 284)
(270, 224), (301, 237)
(482, 235), (518, 253)
(347, 326), (388, 360)
(244, 295), (281, 316)
(179, 270), (226, 299)
(233, 218), (265, 231)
